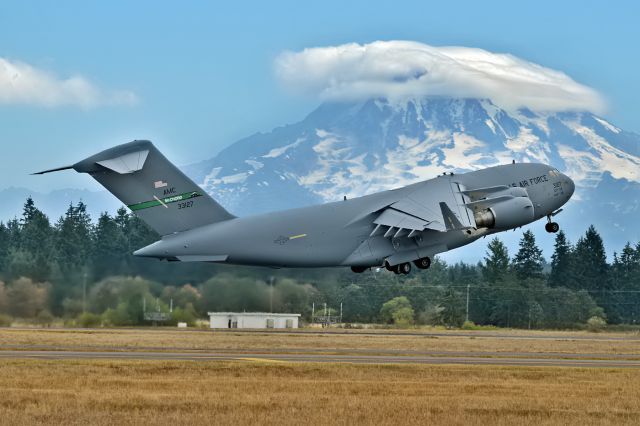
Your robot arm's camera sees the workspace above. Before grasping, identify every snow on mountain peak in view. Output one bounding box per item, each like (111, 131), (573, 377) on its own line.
(188, 98), (639, 231)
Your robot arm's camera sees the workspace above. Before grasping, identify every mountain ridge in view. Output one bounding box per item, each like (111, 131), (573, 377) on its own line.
(3, 97), (639, 262)
(184, 97), (640, 260)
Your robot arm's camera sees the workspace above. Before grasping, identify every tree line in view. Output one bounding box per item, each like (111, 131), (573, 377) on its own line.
(0, 197), (639, 328)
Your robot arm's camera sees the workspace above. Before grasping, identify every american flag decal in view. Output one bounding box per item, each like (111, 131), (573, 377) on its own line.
(154, 180), (168, 188)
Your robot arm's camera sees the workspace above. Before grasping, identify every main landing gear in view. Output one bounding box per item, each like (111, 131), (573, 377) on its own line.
(414, 257), (431, 270)
(384, 261), (410, 275)
(545, 215), (560, 233)
(351, 256), (432, 275)
(380, 257), (431, 275)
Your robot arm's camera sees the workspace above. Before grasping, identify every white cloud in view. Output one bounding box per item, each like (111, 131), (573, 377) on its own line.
(0, 57), (137, 108)
(275, 40), (605, 113)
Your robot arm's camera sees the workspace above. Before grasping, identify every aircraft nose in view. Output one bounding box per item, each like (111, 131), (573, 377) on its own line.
(563, 174), (575, 198)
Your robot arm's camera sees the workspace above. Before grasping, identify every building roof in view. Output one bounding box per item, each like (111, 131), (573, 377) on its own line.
(207, 312), (301, 317)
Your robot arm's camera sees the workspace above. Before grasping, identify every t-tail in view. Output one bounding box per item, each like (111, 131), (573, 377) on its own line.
(33, 140), (235, 236)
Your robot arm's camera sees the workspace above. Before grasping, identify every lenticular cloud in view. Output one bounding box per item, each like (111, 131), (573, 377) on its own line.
(275, 40), (605, 113)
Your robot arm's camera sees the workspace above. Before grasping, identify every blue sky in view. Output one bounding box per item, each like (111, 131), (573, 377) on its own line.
(1, 0), (638, 192)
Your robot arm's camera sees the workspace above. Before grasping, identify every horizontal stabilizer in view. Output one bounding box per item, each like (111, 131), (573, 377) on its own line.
(96, 149), (149, 174)
(31, 165), (74, 175)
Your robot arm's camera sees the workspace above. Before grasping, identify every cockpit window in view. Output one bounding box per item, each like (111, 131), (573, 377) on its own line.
(549, 169), (561, 177)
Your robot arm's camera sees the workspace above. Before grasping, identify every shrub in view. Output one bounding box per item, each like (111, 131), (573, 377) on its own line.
(587, 316), (606, 332)
(460, 320), (498, 331)
(392, 307), (415, 327)
(34, 310), (54, 327)
(77, 312), (102, 328)
(380, 296), (414, 324)
(461, 320), (476, 330)
(0, 314), (12, 327)
(169, 305), (198, 327)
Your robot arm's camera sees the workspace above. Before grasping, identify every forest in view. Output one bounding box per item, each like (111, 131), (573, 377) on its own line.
(0, 197), (639, 329)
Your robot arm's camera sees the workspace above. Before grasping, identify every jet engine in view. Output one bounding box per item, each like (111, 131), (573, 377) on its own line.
(473, 196), (534, 229)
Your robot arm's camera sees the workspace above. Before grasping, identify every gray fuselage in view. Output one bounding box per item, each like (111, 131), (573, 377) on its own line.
(135, 162), (575, 268)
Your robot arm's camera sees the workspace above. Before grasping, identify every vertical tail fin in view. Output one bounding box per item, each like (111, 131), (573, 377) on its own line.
(36, 140), (234, 235)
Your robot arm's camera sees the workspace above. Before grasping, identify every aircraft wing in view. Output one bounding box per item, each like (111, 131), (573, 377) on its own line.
(369, 175), (474, 239)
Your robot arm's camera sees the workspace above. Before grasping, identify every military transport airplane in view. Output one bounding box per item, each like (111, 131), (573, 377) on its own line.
(35, 140), (575, 274)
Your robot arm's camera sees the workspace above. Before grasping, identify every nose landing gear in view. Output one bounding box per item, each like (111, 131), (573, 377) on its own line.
(545, 215), (560, 233)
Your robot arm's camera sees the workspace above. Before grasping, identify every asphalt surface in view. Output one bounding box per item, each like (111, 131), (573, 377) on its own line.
(6, 326), (640, 341)
(2, 349), (640, 368)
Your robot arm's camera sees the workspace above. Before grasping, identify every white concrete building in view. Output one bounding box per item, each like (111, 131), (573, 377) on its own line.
(208, 312), (301, 329)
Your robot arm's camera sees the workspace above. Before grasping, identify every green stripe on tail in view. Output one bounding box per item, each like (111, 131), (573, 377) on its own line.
(128, 191), (203, 211)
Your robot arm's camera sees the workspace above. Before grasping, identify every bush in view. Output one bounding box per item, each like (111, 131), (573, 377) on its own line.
(587, 316), (607, 332)
(392, 307), (415, 327)
(34, 310), (54, 327)
(461, 320), (498, 331)
(77, 312), (102, 328)
(380, 296), (414, 325)
(0, 314), (12, 327)
(461, 320), (476, 330)
(169, 305), (198, 327)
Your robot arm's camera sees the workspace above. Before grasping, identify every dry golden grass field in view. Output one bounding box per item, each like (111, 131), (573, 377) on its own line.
(1, 327), (640, 425)
(1, 359), (639, 425)
(1, 327), (640, 357)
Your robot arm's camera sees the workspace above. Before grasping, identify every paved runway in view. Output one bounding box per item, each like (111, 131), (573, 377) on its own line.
(2, 349), (640, 368)
(7, 326), (640, 341)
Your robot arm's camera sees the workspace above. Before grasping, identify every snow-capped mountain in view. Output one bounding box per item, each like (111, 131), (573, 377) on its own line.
(185, 97), (640, 258)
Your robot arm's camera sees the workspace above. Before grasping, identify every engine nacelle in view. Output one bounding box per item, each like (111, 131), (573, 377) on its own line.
(473, 197), (535, 229)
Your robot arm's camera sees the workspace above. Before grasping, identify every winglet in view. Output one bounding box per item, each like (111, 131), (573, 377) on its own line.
(31, 165), (74, 175)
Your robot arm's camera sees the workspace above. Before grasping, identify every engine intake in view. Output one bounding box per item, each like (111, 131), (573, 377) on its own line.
(473, 197), (535, 230)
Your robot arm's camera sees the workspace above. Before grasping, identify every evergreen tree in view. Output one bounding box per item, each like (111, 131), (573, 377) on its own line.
(54, 202), (93, 276)
(19, 198), (54, 281)
(5, 218), (21, 249)
(548, 230), (573, 287)
(0, 223), (9, 274)
(91, 212), (128, 279)
(512, 230), (544, 280)
(123, 213), (160, 276)
(439, 286), (465, 327)
(482, 238), (510, 282)
(610, 243), (640, 323)
(573, 225), (609, 293)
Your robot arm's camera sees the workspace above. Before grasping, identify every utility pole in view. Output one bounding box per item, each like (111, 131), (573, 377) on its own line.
(465, 284), (470, 322)
(269, 276), (274, 313)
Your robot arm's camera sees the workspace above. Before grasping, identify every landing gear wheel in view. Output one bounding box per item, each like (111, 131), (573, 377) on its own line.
(414, 257), (431, 270)
(398, 262), (411, 275)
(545, 222), (560, 233)
(351, 266), (367, 273)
